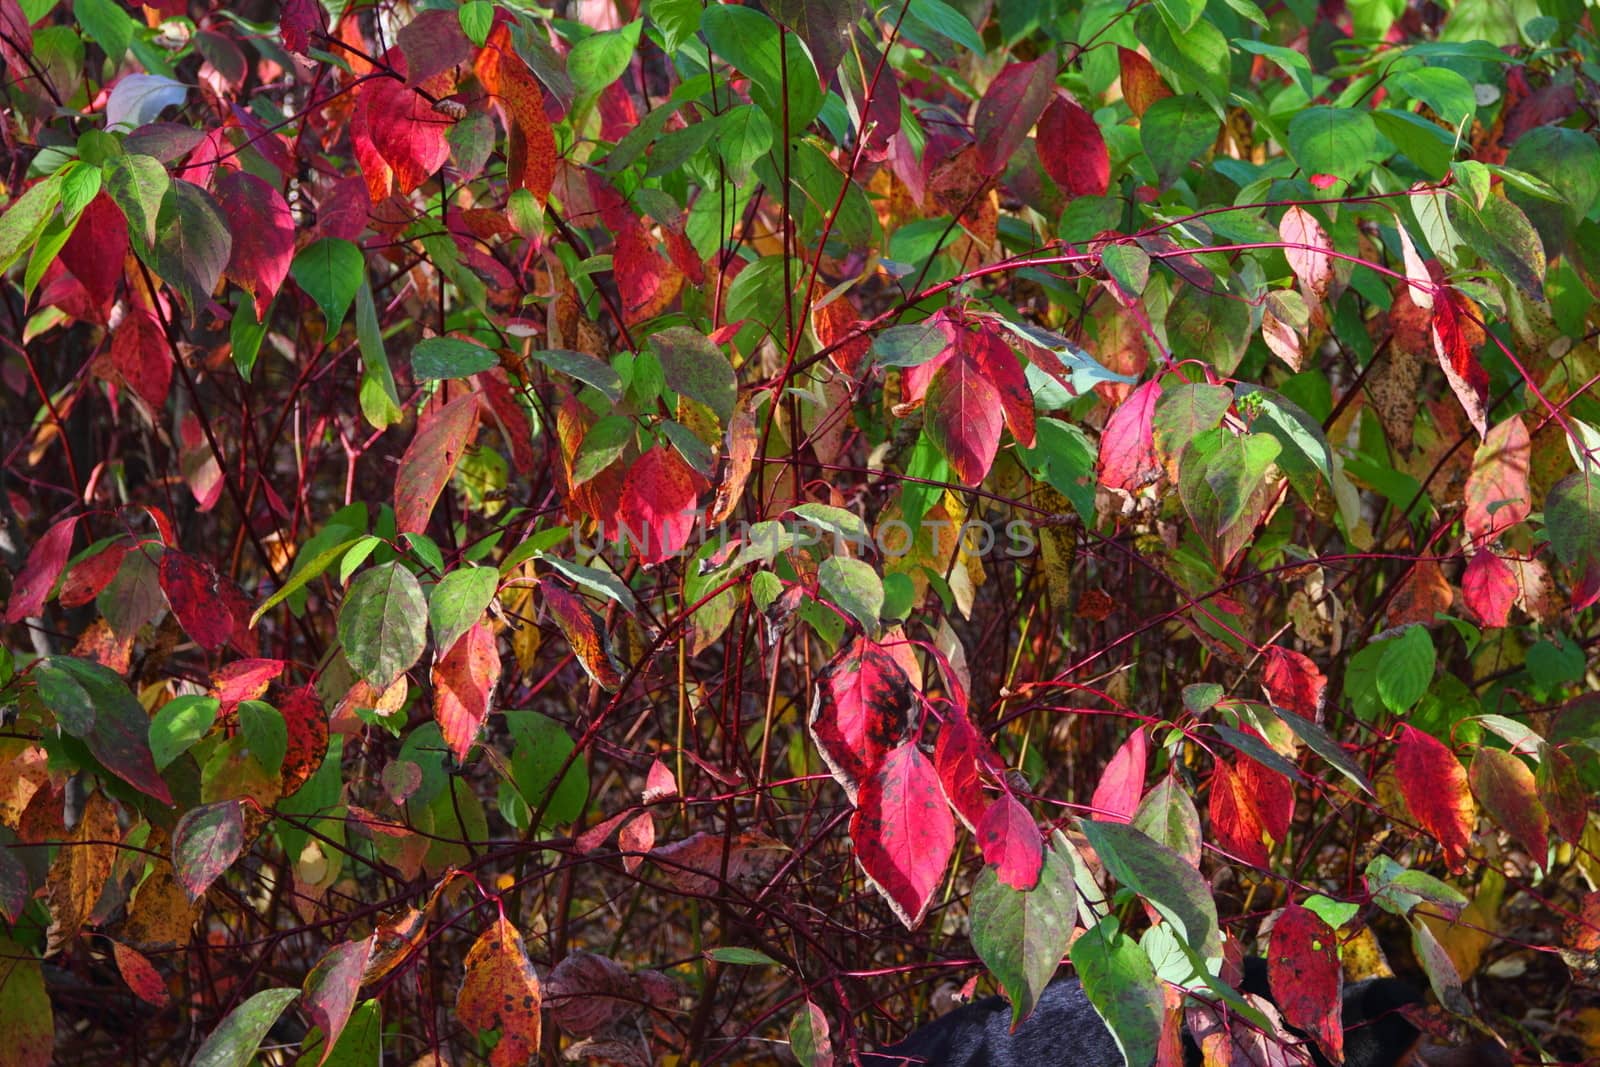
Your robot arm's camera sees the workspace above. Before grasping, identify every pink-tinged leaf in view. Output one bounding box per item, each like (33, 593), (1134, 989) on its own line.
(935, 714), (991, 831)
(280, 0), (326, 55)
(112, 941), (171, 1009)
(5, 515), (77, 624)
(59, 193), (127, 312)
(790, 1000), (833, 1067)
(968, 325), (1036, 448)
(1261, 646), (1326, 721)
(158, 551), (234, 650)
(899, 311), (960, 405)
(850, 741), (957, 929)
(1537, 745), (1586, 845)
(0, 0), (33, 76)
(619, 812), (654, 874)
(395, 393), (480, 535)
(1396, 725), (1474, 874)
(362, 57), (453, 194)
(1267, 905), (1342, 1065)
(808, 636), (915, 803)
(1462, 550), (1516, 628)
(173, 799), (244, 903)
(643, 758), (677, 803)
(397, 9), (473, 87)
(432, 622), (501, 762)
(1469, 747), (1548, 862)
(60, 541), (128, 608)
(615, 445), (700, 565)
(1089, 727), (1148, 823)
(1098, 377), (1163, 492)
(1036, 93), (1109, 197)
(456, 915), (542, 1067)
(1431, 286), (1488, 438)
(614, 218), (683, 324)
(278, 684), (329, 798)
(544, 951), (636, 1038)
(179, 412), (225, 512)
(976, 792), (1043, 890)
(974, 56), (1058, 176)
(213, 169), (294, 304)
(303, 935), (376, 1067)
(211, 658), (285, 715)
(1463, 414), (1531, 544)
(112, 309), (172, 411)
(925, 352), (1003, 486)
(1279, 206), (1333, 301)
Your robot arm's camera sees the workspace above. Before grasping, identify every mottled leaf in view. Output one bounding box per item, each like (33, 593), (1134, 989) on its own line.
(173, 799), (244, 903)
(456, 914), (543, 1067)
(850, 741), (956, 929)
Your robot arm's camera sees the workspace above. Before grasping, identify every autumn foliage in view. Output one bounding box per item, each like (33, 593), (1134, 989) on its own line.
(3, 0), (1600, 1064)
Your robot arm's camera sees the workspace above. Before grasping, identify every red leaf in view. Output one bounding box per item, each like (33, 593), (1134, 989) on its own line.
(643, 758), (677, 803)
(808, 636), (915, 803)
(432, 622), (501, 762)
(5, 515), (77, 624)
(179, 412), (225, 512)
(934, 714), (991, 831)
(212, 658), (286, 716)
(1469, 747), (1548, 862)
(1463, 415), (1531, 544)
(619, 812), (654, 873)
(1462, 549), (1516, 628)
(1430, 283), (1488, 438)
(1089, 727), (1147, 823)
(544, 951), (636, 1038)
(1238, 740), (1295, 842)
(615, 218), (683, 324)
(1261, 646), (1326, 721)
(1267, 905), (1343, 1064)
(278, 684), (329, 797)
(59, 193), (127, 312)
(925, 351), (1003, 485)
(1209, 762), (1270, 867)
(456, 915), (543, 1067)
(395, 393), (480, 535)
(615, 445), (700, 565)
(362, 56), (453, 194)
(976, 792), (1043, 890)
(0, 0), (32, 75)
(1097, 377), (1162, 492)
(1036, 93), (1109, 197)
(112, 940), (171, 1009)
(350, 90), (393, 203)
(812, 292), (871, 379)
(1396, 725), (1474, 873)
(974, 56), (1058, 175)
(1538, 745), (1586, 845)
(158, 551), (234, 650)
(850, 741), (956, 929)
(280, 0), (326, 55)
(1117, 47), (1172, 118)
(112, 309), (172, 411)
(541, 580), (623, 691)
(213, 169), (295, 304)
(172, 799), (245, 903)
(968, 324), (1036, 448)
(303, 936), (376, 1067)
(397, 9), (473, 87)
(478, 23), (558, 204)
(59, 541), (128, 608)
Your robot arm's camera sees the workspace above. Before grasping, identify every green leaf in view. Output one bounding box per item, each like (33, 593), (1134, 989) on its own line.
(238, 700), (287, 775)
(291, 238), (364, 332)
(32, 658), (96, 734)
(1069, 917), (1164, 1067)
(149, 694), (219, 771)
(1447, 191), (1547, 297)
(716, 104), (773, 182)
(38, 656), (172, 804)
(1177, 429), (1281, 540)
(527, 349), (623, 403)
(58, 161), (101, 222)
(104, 153), (168, 249)
(458, 0), (493, 45)
(969, 833), (1078, 1025)
(1544, 469), (1600, 610)
(872, 320), (951, 368)
(337, 561), (427, 691)
(1390, 66), (1476, 133)
(537, 555), (638, 614)
(1079, 819), (1221, 956)
(700, 4), (823, 129)
(789, 503), (871, 546)
(569, 20), (642, 100)
(1155, 0), (1204, 33)
(412, 337), (497, 380)
(74, 0), (134, 63)
(705, 947), (779, 965)
(191, 987), (301, 1067)
(249, 537), (365, 628)
(145, 180), (232, 322)
(1376, 625), (1436, 714)
(1287, 107), (1380, 184)
(651, 0), (702, 53)
(505, 710), (590, 829)
(0, 172), (62, 274)
(573, 415), (635, 485)
(907, 0), (984, 53)
(1232, 39), (1312, 95)
(1165, 284), (1250, 374)
(649, 326), (737, 424)
(428, 565), (500, 654)
(354, 280), (401, 428)
(817, 556), (882, 631)
(1140, 96), (1219, 188)
(1371, 109), (1454, 180)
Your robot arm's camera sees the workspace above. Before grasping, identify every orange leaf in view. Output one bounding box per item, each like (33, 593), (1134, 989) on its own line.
(456, 914), (543, 1067)
(112, 940), (171, 1008)
(44, 790), (119, 949)
(1117, 47), (1172, 118)
(541, 580), (623, 691)
(479, 24), (556, 204)
(432, 622), (502, 762)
